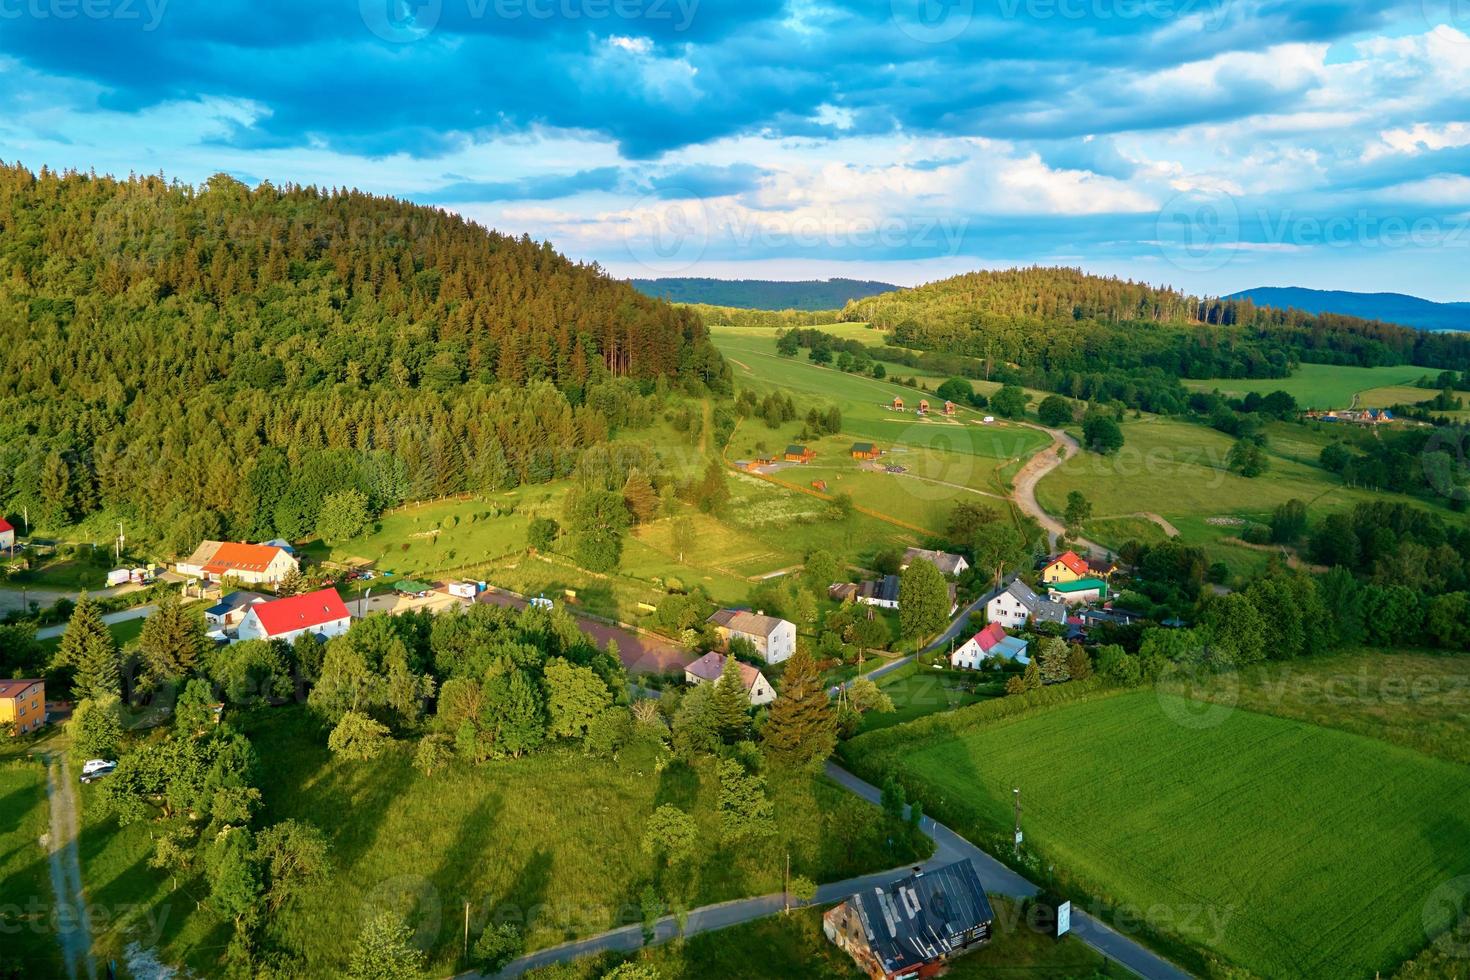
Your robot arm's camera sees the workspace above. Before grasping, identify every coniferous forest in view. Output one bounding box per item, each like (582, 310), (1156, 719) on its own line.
(0, 164), (729, 550)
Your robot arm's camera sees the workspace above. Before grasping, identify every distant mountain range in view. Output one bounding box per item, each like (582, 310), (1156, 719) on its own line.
(1224, 287), (1470, 333)
(629, 277), (899, 311)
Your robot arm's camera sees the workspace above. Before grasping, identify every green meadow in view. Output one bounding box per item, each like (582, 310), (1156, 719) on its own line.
(1181, 363), (1431, 409)
(0, 750), (62, 976)
(843, 690), (1470, 978)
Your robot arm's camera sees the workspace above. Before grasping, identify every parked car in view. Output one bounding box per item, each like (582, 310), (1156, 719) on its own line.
(80, 760), (117, 783)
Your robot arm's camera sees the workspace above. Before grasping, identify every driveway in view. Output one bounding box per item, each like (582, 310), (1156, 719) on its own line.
(36, 604), (158, 641)
(476, 764), (1192, 980)
(475, 589), (690, 674)
(42, 754), (97, 980)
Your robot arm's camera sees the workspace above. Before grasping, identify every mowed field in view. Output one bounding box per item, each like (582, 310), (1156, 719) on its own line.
(0, 752), (62, 976)
(1182, 363), (1431, 409)
(845, 691), (1470, 978)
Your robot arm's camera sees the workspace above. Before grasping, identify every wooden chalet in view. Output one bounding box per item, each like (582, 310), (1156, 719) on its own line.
(851, 442), (882, 460)
(890, 395), (904, 411)
(917, 399), (930, 415)
(943, 400), (957, 416)
(785, 444), (816, 463)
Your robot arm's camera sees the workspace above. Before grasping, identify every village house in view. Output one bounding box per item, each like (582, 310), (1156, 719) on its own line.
(943, 400), (957, 416)
(1047, 578), (1108, 605)
(824, 859), (995, 980)
(1086, 556), (1118, 580)
(0, 679), (46, 736)
(236, 588), (352, 644)
(784, 444), (816, 463)
(986, 579), (1066, 629)
(855, 574), (957, 614)
(917, 398), (930, 416)
(890, 396), (904, 411)
(707, 609), (796, 664)
(850, 442), (882, 461)
(683, 651), (776, 706)
(1041, 551), (1090, 584)
(952, 623), (1029, 668)
(902, 547), (970, 577)
(178, 540), (299, 587)
(0, 517), (14, 551)
(204, 591), (271, 632)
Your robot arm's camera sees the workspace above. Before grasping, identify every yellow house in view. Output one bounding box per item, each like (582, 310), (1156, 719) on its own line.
(1042, 551), (1089, 584)
(0, 679), (46, 736)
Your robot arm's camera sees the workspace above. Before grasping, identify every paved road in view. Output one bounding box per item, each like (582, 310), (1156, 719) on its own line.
(479, 763), (1191, 980)
(36, 603), (158, 640)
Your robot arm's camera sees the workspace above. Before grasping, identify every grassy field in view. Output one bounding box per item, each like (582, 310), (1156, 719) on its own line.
(858, 662), (999, 734)
(38, 616), (146, 658)
(77, 706), (928, 976)
(1182, 363), (1432, 409)
(844, 690), (1470, 978)
(1356, 384), (1436, 409)
(1163, 650), (1470, 766)
(520, 897), (1130, 979)
(1035, 415), (1451, 576)
(0, 748), (63, 976)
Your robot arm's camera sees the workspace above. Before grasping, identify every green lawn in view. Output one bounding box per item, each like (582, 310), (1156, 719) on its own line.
(843, 690), (1470, 978)
(858, 662), (999, 734)
(1181, 363), (1431, 409)
(520, 897), (1130, 979)
(0, 749), (62, 976)
(78, 706), (929, 976)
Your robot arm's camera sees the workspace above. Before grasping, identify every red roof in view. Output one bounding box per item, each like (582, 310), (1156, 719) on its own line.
(202, 541), (289, 575)
(0, 679), (41, 700)
(249, 588), (350, 637)
(973, 622), (1008, 652)
(1052, 551), (1090, 577)
(685, 651), (763, 691)
(0, 517), (12, 534)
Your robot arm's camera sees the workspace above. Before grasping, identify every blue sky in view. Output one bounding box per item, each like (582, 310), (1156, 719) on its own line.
(2, 0), (1468, 298)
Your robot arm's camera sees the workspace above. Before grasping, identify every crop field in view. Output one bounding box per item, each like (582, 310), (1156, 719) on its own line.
(76, 707), (928, 976)
(711, 327), (1049, 461)
(1181, 363), (1431, 409)
(1356, 384), (1437, 409)
(844, 690), (1470, 978)
(1035, 416), (1450, 573)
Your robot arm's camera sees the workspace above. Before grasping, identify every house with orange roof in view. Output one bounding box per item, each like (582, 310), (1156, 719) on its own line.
(1041, 551), (1090, 585)
(177, 540), (299, 586)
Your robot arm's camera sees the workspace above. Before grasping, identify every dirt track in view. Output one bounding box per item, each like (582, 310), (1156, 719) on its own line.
(1009, 423), (1107, 556)
(43, 754), (96, 980)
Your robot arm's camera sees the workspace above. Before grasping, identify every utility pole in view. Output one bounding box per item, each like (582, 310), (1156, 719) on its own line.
(115, 522), (124, 565)
(783, 851), (791, 912)
(1012, 787), (1023, 854)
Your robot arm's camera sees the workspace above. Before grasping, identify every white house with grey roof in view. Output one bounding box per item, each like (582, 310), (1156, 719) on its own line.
(986, 579), (1067, 629)
(707, 609), (796, 664)
(902, 547), (970, 577)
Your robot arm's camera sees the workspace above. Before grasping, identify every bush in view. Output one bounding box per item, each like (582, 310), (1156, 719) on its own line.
(473, 923), (523, 972)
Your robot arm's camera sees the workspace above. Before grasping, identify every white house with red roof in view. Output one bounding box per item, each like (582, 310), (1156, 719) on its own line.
(683, 651), (776, 706)
(951, 623), (1030, 669)
(236, 588), (351, 644)
(0, 517), (14, 551)
(177, 540), (298, 586)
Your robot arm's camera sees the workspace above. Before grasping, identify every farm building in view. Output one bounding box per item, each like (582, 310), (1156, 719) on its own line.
(828, 582), (859, 602)
(707, 609), (796, 664)
(236, 588), (352, 644)
(204, 591), (271, 631)
(1086, 556), (1118, 580)
(890, 396), (904, 411)
(943, 401), (957, 416)
(683, 651), (776, 706)
(1047, 578), (1108, 605)
(855, 574), (901, 610)
(784, 444), (816, 463)
(902, 547), (969, 577)
(986, 579), (1067, 629)
(0, 679), (46, 736)
(1041, 551), (1090, 584)
(0, 517), (13, 551)
(178, 540), (299, 587)
(824, 859), (995, 980)
(851, 442), (882, 460)
(740, 459), (765, 473)
(952, 623), (1029, 668)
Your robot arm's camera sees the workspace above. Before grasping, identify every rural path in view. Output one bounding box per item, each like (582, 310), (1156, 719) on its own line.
(36, 604), (158, 641)
(1009, 422), (1108, 556)
(479, 763), (1191, 980)
(42, 754), (97, 980)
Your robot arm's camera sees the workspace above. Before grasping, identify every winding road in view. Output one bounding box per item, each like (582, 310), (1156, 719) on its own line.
(478, 763), (1191, 980)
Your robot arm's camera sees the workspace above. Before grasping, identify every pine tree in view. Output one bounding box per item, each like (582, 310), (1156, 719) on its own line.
(761, 649), (836, 771)
(621, 468), (658, 525)
(710, 654), (751, 743)
(1021, 659), (1042, 692)
(139, 592), (206, 686)
(55, 594), (120, 700)
(278, 567), (303, 597)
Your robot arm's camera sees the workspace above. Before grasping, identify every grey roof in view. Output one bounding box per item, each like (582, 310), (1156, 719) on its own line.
(903, 547), (967, 576)
(858, 574), (901, 604)
(1002, 580), (1066, 624)
(204, 591), (269, 618)
(844, 860), (994, 975)
(707, 608), (789, 638)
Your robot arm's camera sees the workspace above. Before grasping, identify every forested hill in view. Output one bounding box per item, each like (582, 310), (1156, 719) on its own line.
(841, 266), (1470, 376)
(630, 277), (897, 310)
(0, 163), (726, 551)
(1224, 287), (1470, 333)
